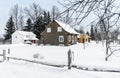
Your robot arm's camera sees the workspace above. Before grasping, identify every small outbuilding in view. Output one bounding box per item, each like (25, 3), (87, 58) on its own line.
(77, 34), (90, 43)
(12, 31), (39, 44)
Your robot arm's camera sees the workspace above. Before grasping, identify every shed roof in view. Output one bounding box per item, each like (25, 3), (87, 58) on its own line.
(17, 31), (35, 36)
(14, 31), (38, 40)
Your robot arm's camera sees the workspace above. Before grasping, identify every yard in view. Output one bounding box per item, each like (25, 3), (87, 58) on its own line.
(0, 41), (120, 78)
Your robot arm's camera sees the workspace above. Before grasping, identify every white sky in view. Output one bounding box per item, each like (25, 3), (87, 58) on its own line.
(0, 0), (120, 37)
(0, 0), (61, 36)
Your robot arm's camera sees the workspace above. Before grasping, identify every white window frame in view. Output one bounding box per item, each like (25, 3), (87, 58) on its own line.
(57, 27), (62, 32)
(59, 35), (64, 42)
(47, 27), (51, 33)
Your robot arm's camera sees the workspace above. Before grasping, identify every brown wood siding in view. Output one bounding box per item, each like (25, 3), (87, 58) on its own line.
(42, 20), (77, 46)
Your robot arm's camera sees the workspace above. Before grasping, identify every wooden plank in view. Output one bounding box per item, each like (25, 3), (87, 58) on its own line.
(8, 57), (66, 68)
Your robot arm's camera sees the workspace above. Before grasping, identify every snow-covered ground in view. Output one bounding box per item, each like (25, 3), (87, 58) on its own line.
(1, 61), (120, 78)
(0, 41), (120, 78)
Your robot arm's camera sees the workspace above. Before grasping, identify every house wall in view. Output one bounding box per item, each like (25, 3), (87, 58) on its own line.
(77, 34), (90, 43)
(67, 34), (77, 45)
(42, 21), (69, 46)
(12, 32), (24, 44)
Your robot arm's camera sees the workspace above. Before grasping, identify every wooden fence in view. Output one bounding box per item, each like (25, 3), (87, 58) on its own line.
(1, 49), (120, 72)
(0, 49), (66, 68)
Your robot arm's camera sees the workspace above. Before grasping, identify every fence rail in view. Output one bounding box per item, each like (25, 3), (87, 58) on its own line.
(0, 49), (66, 68)
(1, 49), (120, 72)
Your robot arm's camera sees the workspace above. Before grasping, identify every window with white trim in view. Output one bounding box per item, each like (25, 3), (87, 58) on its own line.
(59, 35), (64, 42)
(57, 27), (62, 32)
(47, 28), (51, 33)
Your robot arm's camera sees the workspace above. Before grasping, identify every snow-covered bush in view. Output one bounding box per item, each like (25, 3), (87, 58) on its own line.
(33, 53), (44, 59)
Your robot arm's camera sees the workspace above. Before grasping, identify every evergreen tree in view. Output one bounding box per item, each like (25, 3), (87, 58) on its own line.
(24, 18), (32, 31)
(86, 31), (90, 36)
(90, 25), (95, 40)
(33, 11), (51, 39)
(4, 16), (15, 40)
(43, 11), (51, 26)
(43, 11), (47, 26)
(34, 16), (45, 39)
(47, 11), (51, 25)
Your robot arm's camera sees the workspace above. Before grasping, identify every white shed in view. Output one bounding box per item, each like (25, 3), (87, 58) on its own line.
(12, 31), (39, 44)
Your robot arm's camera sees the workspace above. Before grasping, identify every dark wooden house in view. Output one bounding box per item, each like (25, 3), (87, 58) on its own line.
(41, 20), (79, 46)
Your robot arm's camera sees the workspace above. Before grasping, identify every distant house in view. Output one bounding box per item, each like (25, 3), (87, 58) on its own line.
(41, 20), (79, 46)
(12, 31), (39, 44)
(77, 34), (90, 43)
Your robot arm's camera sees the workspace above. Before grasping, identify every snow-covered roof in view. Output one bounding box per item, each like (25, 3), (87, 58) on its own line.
(14, 31), (39, 40)
(55, 20), (79, 34)
(24, 37), (38, 40)
(17, 31), (35, 36)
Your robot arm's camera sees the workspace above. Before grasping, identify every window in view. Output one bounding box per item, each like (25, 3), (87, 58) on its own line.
(59, 35), (64, 42)
(47, 28), (51, 33)
(57, 27), (62, 32)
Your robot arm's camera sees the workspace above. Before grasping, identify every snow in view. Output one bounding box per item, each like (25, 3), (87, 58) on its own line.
(117, 34), (120, 39)
(0, 41), (120, 78)
(0, 61), (120, 78)
(13, 30), (38, 40)
(55, 20), (79, 34)
(17, 31), (35, 36)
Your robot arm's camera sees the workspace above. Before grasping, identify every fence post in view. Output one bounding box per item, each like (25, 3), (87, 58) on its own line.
(68, 49), (72, 70)
(7, 49), (10, 61)
(3, 50), (6, 62)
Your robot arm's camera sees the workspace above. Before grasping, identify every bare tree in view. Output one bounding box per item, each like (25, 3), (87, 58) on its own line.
(10, 4), (24, 30)
(51, 5), (61, 20)
(19, 8), (24, 30)
(24, 3), (43, 23)
(60, 0), (120, 61)
(58, 0), (104, 25)
(95, 0), (120, 61)
(11, 4), (19, 30)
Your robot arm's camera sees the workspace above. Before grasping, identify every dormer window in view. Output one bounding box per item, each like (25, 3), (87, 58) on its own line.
(47, 27), (51, 33)
(57, 27), (62, 32)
